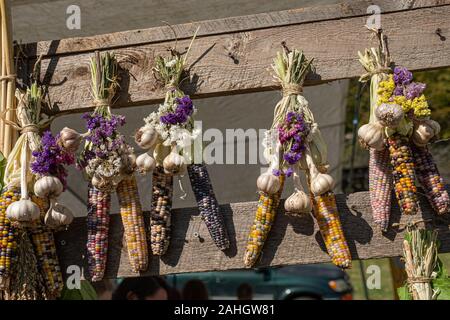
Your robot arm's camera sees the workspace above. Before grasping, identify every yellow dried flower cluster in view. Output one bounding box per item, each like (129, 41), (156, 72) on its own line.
(377, 76), (431, 118)
(377, 75), (395, 105)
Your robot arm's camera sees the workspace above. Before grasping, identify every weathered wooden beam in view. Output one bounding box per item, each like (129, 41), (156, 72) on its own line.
(55, 187), (450, 279)
(21, 1), (450, 114)
(23, 0), (450, 57)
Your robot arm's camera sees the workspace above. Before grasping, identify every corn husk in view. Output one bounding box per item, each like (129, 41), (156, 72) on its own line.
(403, 225), (439, 300)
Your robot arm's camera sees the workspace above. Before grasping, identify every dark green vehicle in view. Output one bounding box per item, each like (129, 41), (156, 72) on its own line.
(166, 264), (353, 300)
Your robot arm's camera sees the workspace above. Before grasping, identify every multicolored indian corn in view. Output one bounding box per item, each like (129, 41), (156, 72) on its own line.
(86, 185), (111, 281)
(188, 164), (229, 250)
(30, 195), (64, 298)
(411, 144), (449, 215)
(116, 175), (148, 272)
(150, 166), (173, 256)
(311, 191), (351, 269)
(369, 148), (393, 231)
(244, 175), (285, 268)
(387, 134), (419, 215)
(0, 188), (19, 289)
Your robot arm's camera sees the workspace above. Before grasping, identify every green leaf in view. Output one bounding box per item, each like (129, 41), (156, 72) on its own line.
(397, 285), (412, 300)
(60, 280), (98, 300)
(433, 278), (450, 300)
(0, 152), (6, 190)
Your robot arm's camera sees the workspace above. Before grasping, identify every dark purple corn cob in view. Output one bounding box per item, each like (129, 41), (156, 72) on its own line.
(150, 166), (173, 255)
(188, 164), (230, 250)
(411, 144), (449, 215)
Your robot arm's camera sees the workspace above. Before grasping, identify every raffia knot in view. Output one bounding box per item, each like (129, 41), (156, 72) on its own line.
(93, 98), (111, 107)
(20, 124), (39, 134)
(360, 66), (392, 83)
(282, 83), (302, 97)
(408, 276), (432, 284)
(0, 74), (16, 82)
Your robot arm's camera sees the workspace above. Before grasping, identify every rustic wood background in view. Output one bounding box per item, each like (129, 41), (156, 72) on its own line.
(17, 0), (450, 113)
(13, 0), (450, 278)
(55, 187), (450, 279)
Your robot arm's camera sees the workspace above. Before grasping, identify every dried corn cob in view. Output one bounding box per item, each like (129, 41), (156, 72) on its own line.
(117, 175), (148, 272)
(188, 164), (229, 250)
(311, 191), (351, 269)
(387, 134), (419, 215)
(86, 184), (111, 281)
(369, 148), (393, 231)
(244, 175), (285, 268)
(30, 195), (64, 298)
(0, 188), (19, 289)
(150, 166), (173, 255)
(411, 144), (449, 215)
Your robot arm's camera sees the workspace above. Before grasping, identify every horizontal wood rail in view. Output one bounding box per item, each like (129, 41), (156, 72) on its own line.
(55, 187), (450, 279)
(15, 0), (450, 114)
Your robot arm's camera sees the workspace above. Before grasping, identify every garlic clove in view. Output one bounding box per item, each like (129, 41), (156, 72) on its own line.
(163, 152), (186, 175)
(135, 127), (159, 150)
(34, 175), (64, 198)
(310, 173), (335, 196)
(136, 152), (156, 174)
(59, 127), (82, 152)
(375, 103), (404, 128)
(256, 172), (281, 195)
(284, 190), (311, 215)
(45, 201), (74, 229)
(358, 122), (386, 150)
(6, 199), (40, 224)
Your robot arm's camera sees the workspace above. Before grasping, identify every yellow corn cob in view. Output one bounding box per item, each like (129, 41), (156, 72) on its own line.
(369, 148), (393, 231)
(387, 134), (419, 215)
(311, 191), (351, 269)
(30, 195), (64, 299)
(150, 166), (173, 256)
(244, 175), (285, 268)
(0, 188), (19, 289)
(116, 175), (149, 273)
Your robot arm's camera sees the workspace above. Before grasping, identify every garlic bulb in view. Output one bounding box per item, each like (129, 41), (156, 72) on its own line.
(45, 201), (74, 229)
(136, 152), (156, 173)
(375, 103), (404, 128)
(91, 175), (107, 190)
(310, 173), (335, 196)
(284, 190), (311, 214)
(256, 172), (281, 195)
(6, 199), (40, 224)
(358, 122), (385, 150)
(412, 119), (441, 147)
(135, 127), (159, 150)
(34, 175), (64, 199)
(163, 151), (186, 175)
(59, 127), (82, 152)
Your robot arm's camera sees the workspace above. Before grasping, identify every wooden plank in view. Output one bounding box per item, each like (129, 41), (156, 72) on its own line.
(54, 187), (450, 279)
(22, 0), (450, 58)
(35, 5), (450, 114)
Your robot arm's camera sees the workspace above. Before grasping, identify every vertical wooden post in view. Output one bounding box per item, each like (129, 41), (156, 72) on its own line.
(0, 0), (17, 157)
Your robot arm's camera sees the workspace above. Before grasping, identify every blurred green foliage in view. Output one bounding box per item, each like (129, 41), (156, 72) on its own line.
(346, 68), (450, 139)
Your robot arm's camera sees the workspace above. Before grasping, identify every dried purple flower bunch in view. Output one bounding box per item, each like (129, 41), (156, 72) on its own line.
(62, 52), (135, 192)
(31, 131), (75, 190)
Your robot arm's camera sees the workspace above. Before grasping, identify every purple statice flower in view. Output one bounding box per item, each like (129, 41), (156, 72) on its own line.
(393, 85), (404, 96)
(272, 169), (281, 177)
(285, 167), (294, 177)
(160, 95), (194, 125)
(277, 111), (309, 167)
(283, 152), (302, 165)
(405, 82), (426, 100)
(393, 67), (413, 86)
(31, 131), (75, 190)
